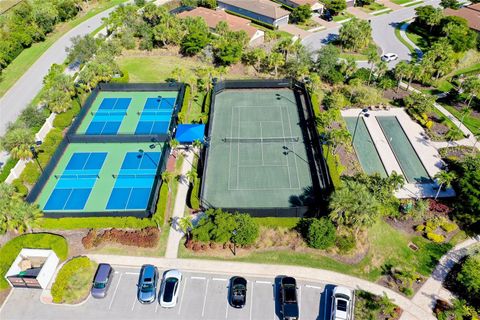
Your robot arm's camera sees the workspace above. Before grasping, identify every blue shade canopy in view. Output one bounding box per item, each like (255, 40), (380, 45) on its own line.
(175, 124), (205, 144)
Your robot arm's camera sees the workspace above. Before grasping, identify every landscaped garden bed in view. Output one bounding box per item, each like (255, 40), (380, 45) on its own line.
(355, 290), (402, 319)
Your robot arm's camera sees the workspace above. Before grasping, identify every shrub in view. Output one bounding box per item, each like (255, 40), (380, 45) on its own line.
(232, 214), (259, 246)
(20, 162), (42, 185)
(456, 253), (480, 301)
(51, 257), (96, 304)
(336, 233), (356, 253)
(11, 178), (28, 197)
(152, 182), (168, 226)
(81, 227), (160, 248)
(38, 217), (156, 230)
(427, 232), (445, 243)
(416, 224), (425, 232)
(190, 176), (200, 209)
(306, 218), (336, 249)
(440, 221), (457, 233)
(0, 157), (18, 182)
(203, 89), (212, 114)
(178, 85), (191, 124)
(255, 217), (300, 229)
(109, 70), (129, 83)
(53, 99), (81, 129)
(429, 200), (451, 214)
(0, 233), (68, 289)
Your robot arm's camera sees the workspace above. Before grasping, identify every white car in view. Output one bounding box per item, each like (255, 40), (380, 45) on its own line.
(331, 286), (354, 320)
(159, 269), (182, 308)
(381, 53), (398, 62)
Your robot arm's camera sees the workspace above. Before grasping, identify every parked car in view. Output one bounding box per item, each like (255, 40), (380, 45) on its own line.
(321, 10), (333, 21)
(137, 264), (158, 304)
(159, 269), (182, 308)
(91, 263), (113, 299)
(331, 286), (354, 320)
(279, 276), (299, 320)
(229, 276), (247, 308)
(381, 53), (399, 62)
(322, 33), (339, 44)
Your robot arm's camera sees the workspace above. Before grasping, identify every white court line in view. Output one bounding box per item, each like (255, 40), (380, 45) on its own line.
(125, 272), (139, 275)
(255, 280), (272, 284)
(114, 271), (119, 274)
(285, 105), (302, 189)
(305, 285), (322, 290)
(212, 278), (227, 281)
(260, 122), (264, 166)
(237, 107), (240, 189)
(229, 187), (300, 191)
(279, 106), (292, 189)
(109, 273), (123, 310)
(228, 105), (234, 190)
(201, 279), (209, 317)
(191, 276), (206, 280)
(249, 283), (254, 320)
(178, 277), (187, 315)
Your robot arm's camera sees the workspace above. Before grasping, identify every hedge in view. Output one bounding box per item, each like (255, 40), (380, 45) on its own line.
(52, 99), (81, 129)
(153, 182), (168, 225)
(426, 232), (445, 243)
(0, 233), (68, 289)
(203, 89), (212, 115)
(38, 217), (156, 230)
(0, 157), (18, 182)
(11, 178), (28, 197)
(51, 256), (96, 304)
(253, 217), (300, 229)
(323, 145), (343, 188)
(190, 176), (200, 210)
(178, 85), (191, 124)
(109, 70), (129, 84)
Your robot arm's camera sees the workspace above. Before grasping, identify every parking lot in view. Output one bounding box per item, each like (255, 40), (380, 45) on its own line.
(0, 266), (336, 320)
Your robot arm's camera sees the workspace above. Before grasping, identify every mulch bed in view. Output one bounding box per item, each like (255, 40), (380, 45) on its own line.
(383, 88), (410, 101)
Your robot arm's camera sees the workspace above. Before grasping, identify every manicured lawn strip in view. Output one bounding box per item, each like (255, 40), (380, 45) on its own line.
(179, 220), (451, 282)
(333, 12), (354, 22)
(51, 257), (97, 304)
(0, 157), (18, 182)
(430, 107), (463, 133)
(38, 217), (156, 230)
(253, 217), (300, 229)
(404, 0), (423, 6)
(454, 63), (480, 76)
(391, 0), (420, 4)
(442, 104), (480, 135)
(394, 23), (416, 55)
(372, 9), (393, 16)
(404, 24), (432, 53)
(360, 2), (386, 12)
(339, 52), (368, 61)
(0, 0), (127, 97)
(0, 233), (68, 289)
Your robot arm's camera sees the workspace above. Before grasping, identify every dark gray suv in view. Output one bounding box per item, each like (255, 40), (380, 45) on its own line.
(91, 263), (113, 299)
(137, 265), (158, 304)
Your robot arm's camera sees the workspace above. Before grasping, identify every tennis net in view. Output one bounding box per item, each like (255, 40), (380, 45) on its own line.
(91, 110), (127, 116)
(222, 137), (300, 143)
(54, 174), (99, 179)
(112, 173), (157, 179)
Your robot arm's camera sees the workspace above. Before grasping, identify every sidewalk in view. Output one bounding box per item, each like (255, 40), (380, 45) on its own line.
(86, 253), (436, 320)
(164, 149), (194, 258)
(405, 238), (480, 320)
(399, 21), (423, 59)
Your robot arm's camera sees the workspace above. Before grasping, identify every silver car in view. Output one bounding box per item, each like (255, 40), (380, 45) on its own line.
(159, 269), (182, 308)
(137, 265), (158, 304)
(91, 263), (113, 299)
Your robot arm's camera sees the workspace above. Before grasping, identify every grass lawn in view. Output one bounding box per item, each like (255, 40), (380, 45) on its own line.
(391, 0), (421, 4)
(333, 11), (354, 22)
(454, 63), (480, 77)
(405, 24), (433, 53)
(0, 0), (22, 13)
(394, 22), (416, 56)
(360, 2), (386, 12)
(186, 91), (206, 123)
(52, 257), (97, 304)
(442, 103), (480, 135)
(296, 19), (321, 31)
(178, 219), (452, 282)
(0, 0), (127, 97)
(339, 52), (368, 61)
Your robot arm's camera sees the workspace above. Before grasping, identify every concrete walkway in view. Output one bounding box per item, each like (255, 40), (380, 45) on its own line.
(164, 149), (194, 259)
(86, 253), (436, 320)
(404, 238), (480, 320)
(399, 21), (423, 59)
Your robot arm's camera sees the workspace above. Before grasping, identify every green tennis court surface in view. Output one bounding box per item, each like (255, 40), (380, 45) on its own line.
(377, 116), (431, 183)
(203, 89), (313, 208)
(36, 142), (164, 213)
(76, 91), (177, 135)
(345, 117), (387, 177)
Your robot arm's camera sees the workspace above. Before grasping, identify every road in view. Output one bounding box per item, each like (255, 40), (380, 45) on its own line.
(0, 5), (123, 135)
(302, 0), (441, 68)
(0, 266), (333, 320)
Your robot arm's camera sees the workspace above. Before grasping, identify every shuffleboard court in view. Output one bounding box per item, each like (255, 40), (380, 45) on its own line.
(203, 89), (313, 208)
(37, 142), (164, 213)
(76, 91), (178, 135)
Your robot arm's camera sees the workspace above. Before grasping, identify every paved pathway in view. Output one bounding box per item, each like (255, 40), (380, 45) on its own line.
(346, 6), (371, 20)
(403, 238), (480, 320)
(399, 21), (423, 59)
(164, 149), (194, 258)
(86, 253), (436, 320)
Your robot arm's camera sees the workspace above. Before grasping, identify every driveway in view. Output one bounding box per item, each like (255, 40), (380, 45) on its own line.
(0, 266), (332, 320)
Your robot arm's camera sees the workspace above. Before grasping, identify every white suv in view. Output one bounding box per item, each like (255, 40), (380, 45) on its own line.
(381, 53), (399, 62)
(331, 286), (354, 320)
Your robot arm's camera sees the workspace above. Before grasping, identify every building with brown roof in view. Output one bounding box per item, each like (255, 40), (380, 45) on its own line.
(178, 7), (264, 45)
(217, 0), (290, 27)
(275, 0), (323, 12)
(444, 3), (480, 32)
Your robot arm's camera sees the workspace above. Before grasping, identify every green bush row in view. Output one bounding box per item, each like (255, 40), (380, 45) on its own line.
(323, 145), (343, 188)
(11, 178), (28, 197)
(109, 70), (130, 84)
(190, 176), (201, 210)
(52, 99), (81, 129)
(38, 217), (156, 230)
(0, 233), (68, 289)
(253, 217), (300, 229)
(51, 257), (95, 303)
(0, 157), (18, 182)
(203, 89), (212, 116)
(153, 182), (168, 226)
(178, 85), (191, 124)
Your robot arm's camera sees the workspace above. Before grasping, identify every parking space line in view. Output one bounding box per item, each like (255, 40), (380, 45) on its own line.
(225, 296), (229, 319)
(249, 283), (254, 320)
(201, 279), (209, 317)
(255, 280), (271, 284)
(178, 277), (187, 315)
(114, 271), (119, 274)
(298, 286), (302, 315)
(109, 273), (123, 310)
(272, 283), (276, 320)
(305, 285), (322, 290)
(213, 277), (227, 281)
(131, 291), (137, 311)
(125, 272), (139, 275)
(191, 276), (206, 280)
(155, 301), (159, 313)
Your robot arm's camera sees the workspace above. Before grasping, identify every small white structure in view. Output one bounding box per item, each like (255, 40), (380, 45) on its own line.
(5, 249), (59, 289)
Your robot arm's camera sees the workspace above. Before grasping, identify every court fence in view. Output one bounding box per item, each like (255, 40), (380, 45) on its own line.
(26, 82), (184, 218)
(199, 79), (332, 218)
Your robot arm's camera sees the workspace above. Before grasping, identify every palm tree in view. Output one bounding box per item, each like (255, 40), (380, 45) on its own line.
(388, 171), (405, 191)
(374, 60), (388, 80)
(463, 77), (480, 108)
(178, 215), (193, 239)
(268, 52), (285, 78)
(366, 46), (379, 86)
(169, 138), (180, 157)
(192, 139), (203, 150)
(434, 170), (456, 199)
(0, 127), (35, 160)
(0, 183), (41, 234)
(170, 67), (185, 82)
(327, 128), (351, 154)
(161, 171), (174, 192)
(394, 60), (409, 91)
(186, 170), (197, 184)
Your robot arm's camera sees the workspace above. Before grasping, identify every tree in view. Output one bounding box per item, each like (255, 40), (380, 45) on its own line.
(456, 156), (480, 227)
(329, 180), (380, 237)
(66, 34), (100, 64)
(463, 76), (480, 107)
(213, 31), (247, 65)
(456, 253), (480, 302)
(394, 60), (410, 91)
(170, 67), (186, 82)
(306, 218), (336, 249)
(340, 56), (357, 80)
(421, 40), (456, 80)
(268, 52), (285, 77)
(404, 92), (436, 115)
(388, 171), (405, 191)
(442, 21), (477, 52)
(325, 0), (346, 15)
(161, 171), (174, 192)
(290, 5), (312, 24)
(0, 183), (41, 234)
(338, 18), (371, 51)
(191, 208), (236, 243)
(426, 8), (443, 32)
(242, 48), (266, 72)
(232, 213), (259, 245)
(186, 170), (198, 183)
(434, 170), (456, 199)
(440, 0), (460, 9)
(316, 44), (340, 81)
(366, 45), (379, 85)
(349, 85), (384, 107)
(178, 215), (193, 239)
(181, 30), (209, 56)
(0, 127), (34, 160)
(32, 1), (58, 34)
(326, 128), (351, 155)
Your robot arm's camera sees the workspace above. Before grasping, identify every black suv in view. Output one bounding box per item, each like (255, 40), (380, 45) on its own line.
(279, 276), (299, 320)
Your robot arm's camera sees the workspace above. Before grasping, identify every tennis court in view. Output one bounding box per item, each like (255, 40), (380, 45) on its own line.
(76, 91), (177, 135)
(202, 89), (313, 209)
(37, 142), (164, 213)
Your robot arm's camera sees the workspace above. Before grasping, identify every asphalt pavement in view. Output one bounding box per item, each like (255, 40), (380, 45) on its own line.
(0, 266), (333, 320)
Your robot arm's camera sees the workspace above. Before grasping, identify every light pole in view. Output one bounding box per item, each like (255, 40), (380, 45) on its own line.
(232, 229), (237, 256)
(351, 108), (370, 146)
(30, 146), (44, 174)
